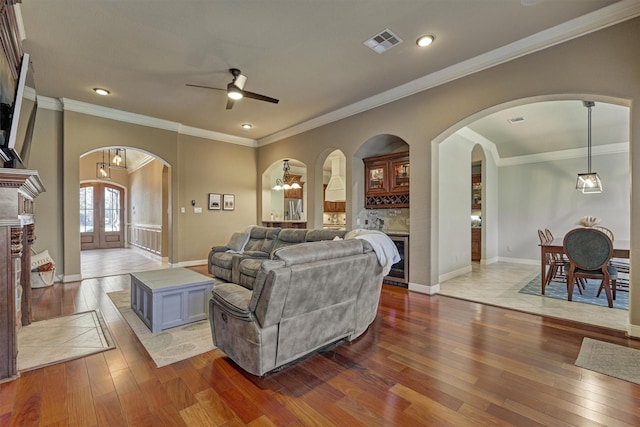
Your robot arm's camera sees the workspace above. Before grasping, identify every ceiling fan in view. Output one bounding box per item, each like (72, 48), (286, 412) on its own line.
(186, 68), (279, 110)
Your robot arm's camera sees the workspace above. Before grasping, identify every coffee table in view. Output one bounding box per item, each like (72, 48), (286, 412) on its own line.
(130, 268), (214, 333)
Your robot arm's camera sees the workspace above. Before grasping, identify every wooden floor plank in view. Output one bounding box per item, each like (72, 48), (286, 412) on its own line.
(2, 262), (640, 426)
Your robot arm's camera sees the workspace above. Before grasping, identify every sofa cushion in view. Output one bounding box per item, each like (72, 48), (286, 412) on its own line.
(244, 226), (281, 253)
(226, 232), (250, 253)
(270, 229), (308, 255)
(212, 252), (235, 270)
(305, 229), (346, 242)
(237, 258), (266, 289)
(274, 239), (365, 266)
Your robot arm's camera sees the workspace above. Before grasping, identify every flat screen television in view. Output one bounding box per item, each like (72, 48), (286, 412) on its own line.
(1, 53), (37, 168)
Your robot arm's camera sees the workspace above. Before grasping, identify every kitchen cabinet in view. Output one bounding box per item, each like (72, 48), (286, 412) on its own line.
(284, 174), (303, 199)
(323, 201), (346, 213)
(471, 228), (481, 262)
(363, 152), (409, 208)
(471, 173), (481, 210)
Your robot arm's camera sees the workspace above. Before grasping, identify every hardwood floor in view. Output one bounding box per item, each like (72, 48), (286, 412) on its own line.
(3, 266), (640, 426)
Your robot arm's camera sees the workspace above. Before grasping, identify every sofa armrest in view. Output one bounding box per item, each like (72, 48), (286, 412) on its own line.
(211, 245), (228, 253)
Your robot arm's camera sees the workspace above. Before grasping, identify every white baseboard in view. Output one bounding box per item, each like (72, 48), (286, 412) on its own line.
(172, 259), (207, 268)
(62, 274), (82, 283)
(497, 256), (539, 266)
(482, 256), (499, 265)
(409, 281), (440, 295)
(439, 265), (472, 282)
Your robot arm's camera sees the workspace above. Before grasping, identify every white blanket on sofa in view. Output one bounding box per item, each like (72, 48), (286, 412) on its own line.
(344, 229), (400, 276)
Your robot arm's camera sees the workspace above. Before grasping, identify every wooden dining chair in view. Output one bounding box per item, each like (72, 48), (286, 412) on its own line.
(538, 229), (570, 295)
(563, 227), (618, 308)
(592, 225), (629, 297)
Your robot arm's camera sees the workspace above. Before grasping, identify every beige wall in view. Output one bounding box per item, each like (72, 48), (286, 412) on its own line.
(129, 159), (163, 226)
(257, 19), (640, 329)
(176, 133), (257, 262)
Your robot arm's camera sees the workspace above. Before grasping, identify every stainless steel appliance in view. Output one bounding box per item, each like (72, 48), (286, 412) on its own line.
(385, 234), (409, 287)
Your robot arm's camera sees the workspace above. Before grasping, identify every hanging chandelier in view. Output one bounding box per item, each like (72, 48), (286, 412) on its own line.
(575, 101), (602, 194)
(273, 159), (301, 191)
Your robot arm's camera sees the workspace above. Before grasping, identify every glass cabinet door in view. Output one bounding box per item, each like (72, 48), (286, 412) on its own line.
(390, 157), (409, 193)
(366, 160), (387, 194)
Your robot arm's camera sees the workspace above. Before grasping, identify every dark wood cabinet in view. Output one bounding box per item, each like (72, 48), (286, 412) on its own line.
(471, 227), (481, 262)
(363, 152), (409, 208)
(323, 201), (346, 213)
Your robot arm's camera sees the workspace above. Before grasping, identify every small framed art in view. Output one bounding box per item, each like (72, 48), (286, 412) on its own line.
(208, 193), (221, 210)
(223, 194), (235, 211)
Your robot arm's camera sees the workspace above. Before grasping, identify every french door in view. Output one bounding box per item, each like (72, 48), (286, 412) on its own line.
(80, 182), (125, 250)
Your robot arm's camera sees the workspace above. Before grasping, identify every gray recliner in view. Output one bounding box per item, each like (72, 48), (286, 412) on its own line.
(209, 239), (384, 376)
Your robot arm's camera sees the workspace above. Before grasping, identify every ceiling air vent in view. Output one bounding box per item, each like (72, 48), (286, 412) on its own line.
(508, 116), (526, 124)
(364, 29), (403, 53)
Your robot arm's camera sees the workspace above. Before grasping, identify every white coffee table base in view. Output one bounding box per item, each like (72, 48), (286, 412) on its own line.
(130, 268), (214, 333)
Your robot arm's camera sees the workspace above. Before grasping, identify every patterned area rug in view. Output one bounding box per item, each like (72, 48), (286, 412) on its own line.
(575, 338), (640, 384)
(107, 290), (215, 367)
(18, 310), (115, 371)
(519, 274), (628, 310)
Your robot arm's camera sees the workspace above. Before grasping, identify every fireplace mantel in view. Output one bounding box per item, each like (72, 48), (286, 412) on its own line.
(0, 168), (45, 382)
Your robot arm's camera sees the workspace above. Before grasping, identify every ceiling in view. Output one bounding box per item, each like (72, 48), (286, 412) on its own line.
(18, 0), (636, 155)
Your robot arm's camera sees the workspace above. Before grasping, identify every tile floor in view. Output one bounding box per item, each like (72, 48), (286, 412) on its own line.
(17, 310), (114, 371)
(438, 261), (628, 332)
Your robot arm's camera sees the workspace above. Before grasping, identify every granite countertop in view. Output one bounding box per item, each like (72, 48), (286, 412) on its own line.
(384, 231), (409, 236)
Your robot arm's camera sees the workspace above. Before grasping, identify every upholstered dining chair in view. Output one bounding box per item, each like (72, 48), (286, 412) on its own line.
(563, 227), (618, 308)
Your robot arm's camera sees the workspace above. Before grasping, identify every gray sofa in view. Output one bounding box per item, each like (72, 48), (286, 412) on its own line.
(208, 226), (346, 285)
(209, 238), (384, 376)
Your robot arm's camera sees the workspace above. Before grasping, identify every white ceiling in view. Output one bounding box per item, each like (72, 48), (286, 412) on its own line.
(18, 0), (637, 155)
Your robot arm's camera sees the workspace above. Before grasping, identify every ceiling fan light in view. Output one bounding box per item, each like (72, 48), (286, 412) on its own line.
(228, 86), (243, 100)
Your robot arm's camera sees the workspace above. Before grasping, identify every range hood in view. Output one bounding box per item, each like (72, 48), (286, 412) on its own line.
(325, 154), (346, 201)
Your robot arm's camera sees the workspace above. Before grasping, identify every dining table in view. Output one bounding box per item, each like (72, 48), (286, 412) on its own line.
(539, 237), (630, 289)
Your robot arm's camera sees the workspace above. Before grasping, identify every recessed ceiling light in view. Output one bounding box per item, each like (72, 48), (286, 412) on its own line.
(416, 35), (434, 47)
(93, 88), (110, 96)
(241, 123), (252, 129)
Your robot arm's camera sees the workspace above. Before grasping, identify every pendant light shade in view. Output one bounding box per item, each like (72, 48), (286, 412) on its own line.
(273, 159), (301, 191)
(576, 101), (602, 194)
(96, 149), (111, 180)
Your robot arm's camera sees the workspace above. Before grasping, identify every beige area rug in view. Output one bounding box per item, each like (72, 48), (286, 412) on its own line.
(107, 290), (215, 367)
(575, 337), (640, 384)
(18, 310), (115, 371)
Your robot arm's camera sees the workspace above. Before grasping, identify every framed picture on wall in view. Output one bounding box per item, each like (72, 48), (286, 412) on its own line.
(223, 194), (235, 211)
(208, 193), (221, 210)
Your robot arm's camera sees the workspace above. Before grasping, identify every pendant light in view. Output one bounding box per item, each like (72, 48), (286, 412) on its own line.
(96, 149), (111, 180)
(273, 159), (302, 191)
(575, 101), (602, 194)
(109, 148), (127, 169)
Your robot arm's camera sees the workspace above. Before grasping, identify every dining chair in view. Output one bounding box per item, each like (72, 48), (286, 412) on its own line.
(538, 229), (571, 295)
(563, 227), (618, 308)
(592, 225), (629, 296)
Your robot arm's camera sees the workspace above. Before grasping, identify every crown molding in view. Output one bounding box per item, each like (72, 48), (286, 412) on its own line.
(499, 142), (629, 167)
(178, 125), (256, 147)
(457, 126), (629, 166)
(258, 0), (640, 147)
(39, 97), (256, 146)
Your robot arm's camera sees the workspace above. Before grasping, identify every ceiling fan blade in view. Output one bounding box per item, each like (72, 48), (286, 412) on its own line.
(226, 97), (235, 110)
(241, 90), (279, 104)
(185, 83), (225, 92)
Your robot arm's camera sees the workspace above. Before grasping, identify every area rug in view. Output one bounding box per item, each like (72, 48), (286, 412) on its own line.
(518, 274), (628, 310)
(107, 290), (215, 367)
(18, 310), (115, 371)
(575, 338), (640, 384)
